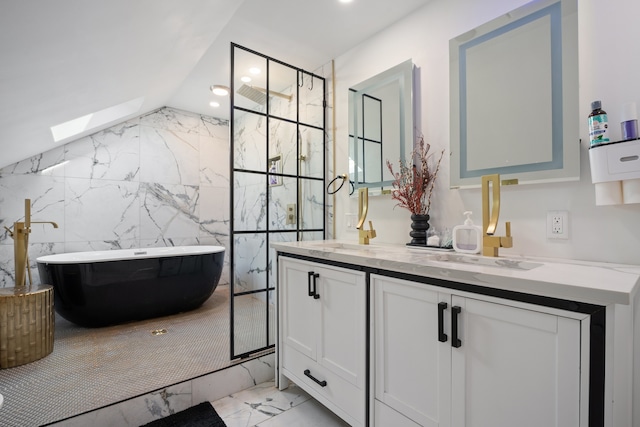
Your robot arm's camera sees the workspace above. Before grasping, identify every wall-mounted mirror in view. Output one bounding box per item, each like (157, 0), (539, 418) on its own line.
(450, 0), (578, 188)
(349, 59), (414, 194)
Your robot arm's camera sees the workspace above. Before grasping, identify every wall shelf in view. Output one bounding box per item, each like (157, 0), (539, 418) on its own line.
(588, 138), (640, 205)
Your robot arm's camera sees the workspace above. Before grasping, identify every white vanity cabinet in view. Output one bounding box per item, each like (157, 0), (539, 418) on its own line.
(371, 274), (585, 427)
(273, 241), (635, 426)
(278, 257), (367, 426)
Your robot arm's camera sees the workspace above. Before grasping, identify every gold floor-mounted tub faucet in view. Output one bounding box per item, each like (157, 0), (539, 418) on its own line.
(481, 174), (513, 257)
(0, 199), (58, 368)
(4, 199), (59, 287)
(357, 188), (376, 245)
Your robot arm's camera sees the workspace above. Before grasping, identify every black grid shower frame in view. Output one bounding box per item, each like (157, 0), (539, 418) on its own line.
(229, 43), (327, 360)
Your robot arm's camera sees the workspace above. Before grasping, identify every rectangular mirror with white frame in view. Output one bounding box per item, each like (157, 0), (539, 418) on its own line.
(349, 59), (414, 195)
(450, 0), (579, 188)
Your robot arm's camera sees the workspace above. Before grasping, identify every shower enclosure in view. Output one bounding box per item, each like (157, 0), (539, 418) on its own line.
(230, 44), (327, 359)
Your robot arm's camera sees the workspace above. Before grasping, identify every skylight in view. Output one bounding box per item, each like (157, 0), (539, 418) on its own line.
(50, 97), (145, 143)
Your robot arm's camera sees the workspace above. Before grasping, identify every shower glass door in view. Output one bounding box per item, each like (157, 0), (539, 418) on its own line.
(230, 44), (326, 359)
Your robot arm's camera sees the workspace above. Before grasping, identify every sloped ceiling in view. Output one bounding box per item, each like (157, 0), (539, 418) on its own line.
(0, 0), (430, 170)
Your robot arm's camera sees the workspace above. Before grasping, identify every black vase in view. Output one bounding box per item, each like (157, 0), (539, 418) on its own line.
(409, 214), (430, 246)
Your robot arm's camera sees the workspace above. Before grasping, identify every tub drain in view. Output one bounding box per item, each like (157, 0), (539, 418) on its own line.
(151, 328), (167, 336)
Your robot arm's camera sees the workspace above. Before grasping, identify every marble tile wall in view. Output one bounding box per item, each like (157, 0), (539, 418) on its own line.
(49, 353), (275, 427)
(0, 107), (230, 287)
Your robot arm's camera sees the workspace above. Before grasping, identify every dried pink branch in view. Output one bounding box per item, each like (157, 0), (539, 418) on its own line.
(386, 136), (444, 215)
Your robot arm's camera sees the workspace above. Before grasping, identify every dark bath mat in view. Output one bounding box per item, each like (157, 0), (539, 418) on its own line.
(140, 401), (226, 427)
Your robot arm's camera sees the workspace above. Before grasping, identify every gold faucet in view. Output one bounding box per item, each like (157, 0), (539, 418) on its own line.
(481, 174), (512, 257)
(356, 188), (376, 244)
(4, 199), (58, 287)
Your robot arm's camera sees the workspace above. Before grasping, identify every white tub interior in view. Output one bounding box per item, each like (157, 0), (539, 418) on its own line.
(36, 246), (225, 264)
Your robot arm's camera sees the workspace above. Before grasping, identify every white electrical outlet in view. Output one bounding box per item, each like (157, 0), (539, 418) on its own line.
(547, 211), (569, 239)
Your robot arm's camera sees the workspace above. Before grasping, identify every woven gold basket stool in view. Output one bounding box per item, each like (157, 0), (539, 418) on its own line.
(0, 285), (55, 369)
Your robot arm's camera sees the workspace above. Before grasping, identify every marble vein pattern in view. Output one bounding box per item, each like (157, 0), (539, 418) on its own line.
(213, 381), (311, 427)
(268, 118), (297, 176)
(65, 177), (140, 243)
(234, 233), (268, 293)
(140, 182), (199, 241)
(299, 125), (325, 179)
(192, 353), (276, 403)
(0, 145), (65, 176)
(234, 111), (267, 172)
(200, 125), (230, 187)
(65, 121), (140, 181)
(234, 172), (267, 231)
(199, 186), (230, 240)
(139, 107), (206, 135)
(0, 107), (231, 287)
(49, 354), (277, 427)
(268, 177), (296, 231)
(140, 126), (200, 185)
(213, 380), (350, 427)
(301, 178), (325, 230)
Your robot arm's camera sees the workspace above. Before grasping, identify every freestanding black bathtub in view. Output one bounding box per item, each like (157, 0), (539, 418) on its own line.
(36, 246), (225, 327)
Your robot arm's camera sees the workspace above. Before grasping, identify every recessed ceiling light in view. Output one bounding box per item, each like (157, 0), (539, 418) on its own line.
(210, 85), (230, 96)
(249, 67), (261, 75)
(209, 101), (220, 107)
(339, 0), (353, 3)
(241, 76), (252, 83)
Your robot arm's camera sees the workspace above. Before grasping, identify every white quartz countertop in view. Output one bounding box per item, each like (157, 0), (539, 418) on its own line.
(272, 240), (640, 306)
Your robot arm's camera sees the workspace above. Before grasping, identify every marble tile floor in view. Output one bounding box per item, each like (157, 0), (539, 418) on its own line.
(213, 380), (349, 427)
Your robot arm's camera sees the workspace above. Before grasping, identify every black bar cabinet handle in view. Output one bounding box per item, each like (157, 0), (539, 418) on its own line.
(438, 302), (448, 342)
(307, 271), (315, 297)
(304, 369), (327, 387)
(452, 305), (462, 348)
(312, 273), (320, 299)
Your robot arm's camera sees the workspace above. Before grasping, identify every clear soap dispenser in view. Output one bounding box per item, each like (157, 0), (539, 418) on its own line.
(452, 211), (482, 254)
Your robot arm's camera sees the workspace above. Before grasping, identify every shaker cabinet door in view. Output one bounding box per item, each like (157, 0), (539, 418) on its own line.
(450, 296), (581, 427)
(280, 259), (319, 359)
(316, 264), (366, 387)
(279, 257), (367, 426)
(372, 275), (451, 427)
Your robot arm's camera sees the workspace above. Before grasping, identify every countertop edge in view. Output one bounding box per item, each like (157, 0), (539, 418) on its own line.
(272, 241), (639, 307)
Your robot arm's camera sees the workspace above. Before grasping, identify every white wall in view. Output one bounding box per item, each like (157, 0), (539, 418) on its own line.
(333, 0), (640, 265)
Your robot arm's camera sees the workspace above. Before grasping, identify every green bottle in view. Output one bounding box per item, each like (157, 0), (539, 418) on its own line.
(589, 100), (610, 146)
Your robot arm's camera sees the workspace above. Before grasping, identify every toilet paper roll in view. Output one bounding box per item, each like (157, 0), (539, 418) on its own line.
(621, 120), (638, 140)
(595, 181), (623, 205)
(622, 178), (640, 204)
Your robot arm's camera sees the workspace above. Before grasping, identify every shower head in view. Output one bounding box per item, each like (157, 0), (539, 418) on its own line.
(237, 84), (267, 105)
(236, 84), (293, 105)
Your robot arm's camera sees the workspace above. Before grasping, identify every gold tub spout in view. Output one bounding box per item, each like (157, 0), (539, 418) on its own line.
(481, 174), (513, 257)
